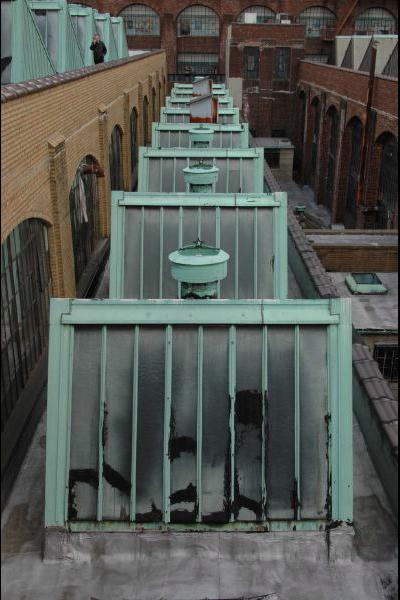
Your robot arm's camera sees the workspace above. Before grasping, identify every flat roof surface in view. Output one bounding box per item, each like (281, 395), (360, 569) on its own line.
(307, 233), (398, 246)
(330, 272), (398, 332)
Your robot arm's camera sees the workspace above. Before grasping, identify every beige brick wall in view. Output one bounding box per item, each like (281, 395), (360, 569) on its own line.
(1, 51), (167, 296)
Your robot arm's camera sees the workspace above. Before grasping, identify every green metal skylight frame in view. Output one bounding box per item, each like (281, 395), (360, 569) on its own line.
(45, 298), (353, 532)
(160, 107), (240, 125)
(345, 273), (388, 295)
(109, 192), (288, 300)
(151, 122), (249, 149)
(137, 147), (265, 194)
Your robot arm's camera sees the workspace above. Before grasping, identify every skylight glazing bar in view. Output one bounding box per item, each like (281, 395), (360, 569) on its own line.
(234, 208), (239, 298)
(178, 207), (183, 298)
(159, 208), (164, 298)
(163, 325), (173, 523)
(196, 326), (203, 522)
(261, 326), (268, 519)
(253, 208), (258, 298)
(139, 207), (144, 299)
(197, 207), (202, 239)
(129, 325), (139, 521)
(159, 158), (163, 192)
(229, 326), (236, 521)
(216, 207), (221, 298)
(294, 325), (301, 521)
(226, 157), (230, 192)
(97, 325), (107, 521)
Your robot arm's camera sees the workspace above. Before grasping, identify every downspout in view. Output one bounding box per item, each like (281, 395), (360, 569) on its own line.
(356, 42), (378, 211)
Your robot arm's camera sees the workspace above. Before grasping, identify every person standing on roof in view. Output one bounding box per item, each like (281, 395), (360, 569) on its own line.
(90, 34), (107, 65)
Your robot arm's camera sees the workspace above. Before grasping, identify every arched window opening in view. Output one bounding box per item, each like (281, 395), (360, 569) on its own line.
(237, 6), (275, 24)
(152, 87), (157, 121)
(69, 155), (101, 284)
(143, 96), (149, 146)
(324, 107), (339, 210)
(376, 134), (398, 228)
(298, 7), (337, 38)
(310, 98), (320, 181)
(109, 126), (123, 191)
(130, 108), (138, 190)
(1, 219), (51, 431)
(177, 5), (219, 37)
(355, 8), (397, 34)
(345, 118), (363, 226)
(293, 92), (306, 178)
(119, 4), (160, 36)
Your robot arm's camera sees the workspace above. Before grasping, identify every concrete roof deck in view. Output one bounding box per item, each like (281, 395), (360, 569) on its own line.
(330, 272), (398, 332)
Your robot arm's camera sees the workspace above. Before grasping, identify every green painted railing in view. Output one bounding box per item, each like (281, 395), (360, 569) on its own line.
(159, 107), (241, 125)
(137, 147), (265, 194)
(151, 122), (249, 149)
(109, 192), (288, 300)
(45, 298), (353, 531)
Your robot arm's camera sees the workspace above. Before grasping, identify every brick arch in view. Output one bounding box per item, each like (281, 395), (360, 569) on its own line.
(354, 5), (398, 21)
(67, 152), (103, 196)
(116, 1), (161, 19)
(235, 4), (276, 21)
(176, 3), (223, 26)
(293, 2), (338, 18)
(1, 213), (53, 246)
(375, 129), (397, 145)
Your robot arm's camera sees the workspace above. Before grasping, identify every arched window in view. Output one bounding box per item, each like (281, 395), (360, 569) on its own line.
(143, 95), (149, 146)
(69, 156), (101, 284)
(130, 108), (138, 190)
(1, 219), (51, 433)
(109, 126), (123, 190)
(298, 7), (337, 37)
(355, 8), (397, 34)
(152, 87), (157, 121)
(119, 4), (160, 36)
(177, 5), (219, 37)
(324, 107), (339, 210)
(310, 98), (320, 181)
(294, 91), (306, 177)
(376, 133), (398, 228)
(345, 118), (363, 225)
(237, 5), (275, 23)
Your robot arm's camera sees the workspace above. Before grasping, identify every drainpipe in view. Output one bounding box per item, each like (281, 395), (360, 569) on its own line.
(356, 42), (378, 214)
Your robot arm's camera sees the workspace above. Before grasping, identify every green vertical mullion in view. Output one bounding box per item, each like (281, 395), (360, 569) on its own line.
(216, 207), (221, 298)
(119, 202), (126, 297)
(97, 325), (107, 522)
(229, 326), (236, 522)
(239, 158), (243, 192)
(253, 207), (258, 298)
(173, 157), (177, 193)
(178, 206), (183, 298)
(159, 207), (164, 298)
(294, 324), (301, 520)
(234, 208), (239, 299)
(139, 206), (144, 299)
(328, 323), (337, 522)
(197, 207), (202, 240)
(261, 325), (268, 519)
(274, 193), (288, 299)
(64, 326), (75, 523)
(129, 325), (139, 521)
(196, 326), (203, 522)
(163, 325), (173, 523)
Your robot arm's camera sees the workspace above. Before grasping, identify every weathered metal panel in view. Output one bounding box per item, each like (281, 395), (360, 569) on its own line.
(160, 107), (240, 125)
(109, 192), (288, 300)
(151, 122), (249, 149)
(45, 298), (353, 530)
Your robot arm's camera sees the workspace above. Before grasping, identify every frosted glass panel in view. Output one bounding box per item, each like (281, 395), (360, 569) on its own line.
(267, 326), (295, 519)
(238, 209), (254, 298)
(170, 327), (198, 522)
(299, 326), (328, 519)
(143, 208), (160, 298)
(161, 208), (180, 299)
(219, 209), (236, 297)
(69, 326), (102, 520)
(136, 327), (165, 521)
(235, 327), (263, 521)
(124, 208), (141, 298)
(257, 209), (274, 298)
(202, 327), (230, 522)
(103, 327), (134, 520)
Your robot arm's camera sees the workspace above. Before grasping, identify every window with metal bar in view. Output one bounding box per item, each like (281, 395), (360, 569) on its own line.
(237, 6), (275, 23)
(119, 4), (160, 36)
(177, 53), (219, 75)
(143, 96), (149, 146)
(376, 134), (398, 229)
(304, 54), (329, 64)
(297, 7), (337, 38)
(1, 219), (51, 432)
(243, 47), (260, 79)
(109, 126), (123, 190)
(275, 47), (291, 80)
(69, 156), (101, 284)
(373, 344), (398, 381)
(177, 5), (219, 37)
(345, 119), (363, 219)
(310, 100), (320, 180)
(325, 107), (339, 211)
(355, 8), (397, 34)
(130, 108), (138, 191)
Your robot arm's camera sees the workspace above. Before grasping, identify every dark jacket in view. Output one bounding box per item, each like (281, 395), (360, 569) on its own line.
(90, 41), (107, 64)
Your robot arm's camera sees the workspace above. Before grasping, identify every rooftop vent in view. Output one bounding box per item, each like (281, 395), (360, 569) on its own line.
(169, 239), (229, 299)
(345, 272), (388, 295)
(183, 161), (219, 193)
(188, 125), (215, 148)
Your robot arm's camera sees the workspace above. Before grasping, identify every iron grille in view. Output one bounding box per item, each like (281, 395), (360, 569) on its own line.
(243, 47), (260, 79)
(297, 7), (337, 38)
(1, 219), (51, 432)
(177, 53), (219, 75)
(177, 5), (219, 37)
(355, 8), (397, 34)
(373, 344), (398, 382)
(237, 6), (275, 24)
(109, 126), (123, 190)
(275, 47), (291, 80)
(69, 156), (101, 284)
(119, 4), (160, 36)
